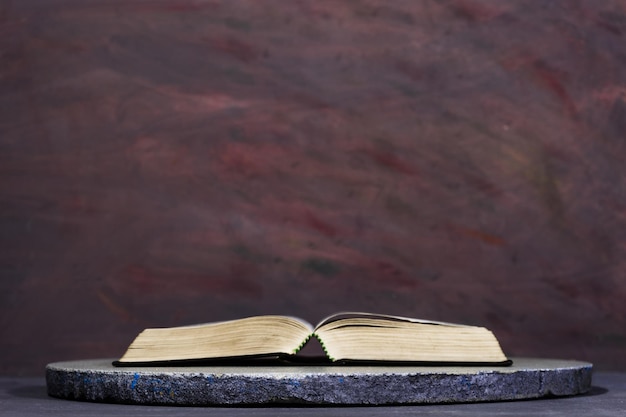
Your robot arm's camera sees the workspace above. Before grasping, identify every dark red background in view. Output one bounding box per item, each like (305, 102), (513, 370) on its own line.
(1, 0), (625, 375)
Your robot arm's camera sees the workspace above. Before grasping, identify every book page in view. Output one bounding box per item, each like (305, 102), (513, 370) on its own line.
(314, 312), (473, 330)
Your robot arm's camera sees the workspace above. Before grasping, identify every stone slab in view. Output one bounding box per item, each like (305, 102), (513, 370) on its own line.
(46, 357), (592, 405)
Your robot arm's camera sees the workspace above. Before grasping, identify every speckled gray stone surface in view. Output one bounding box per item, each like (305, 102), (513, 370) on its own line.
(46, 357), (592, 405)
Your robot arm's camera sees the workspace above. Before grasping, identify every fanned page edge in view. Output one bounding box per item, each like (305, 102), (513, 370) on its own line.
(116, 315), (316, 364)
(314, 312), (474, 330)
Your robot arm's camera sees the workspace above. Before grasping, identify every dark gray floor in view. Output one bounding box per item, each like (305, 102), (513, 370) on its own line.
(1, 373), (625, 416)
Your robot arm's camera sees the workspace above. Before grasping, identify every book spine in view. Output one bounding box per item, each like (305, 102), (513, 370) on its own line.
(293, 334), (312, 354)
(312, 333), (335, 361)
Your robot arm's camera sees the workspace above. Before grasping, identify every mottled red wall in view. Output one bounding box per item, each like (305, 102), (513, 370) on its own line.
(1, 0), (625, 375)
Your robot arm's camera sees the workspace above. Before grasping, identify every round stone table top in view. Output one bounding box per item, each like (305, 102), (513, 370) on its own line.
(46, 357), (592, 405)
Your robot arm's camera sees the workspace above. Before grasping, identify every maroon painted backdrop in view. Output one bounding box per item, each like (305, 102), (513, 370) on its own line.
(1, 0), (625, 375)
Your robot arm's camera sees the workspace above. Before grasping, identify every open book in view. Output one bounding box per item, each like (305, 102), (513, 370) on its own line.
(114, 312), (510, 366)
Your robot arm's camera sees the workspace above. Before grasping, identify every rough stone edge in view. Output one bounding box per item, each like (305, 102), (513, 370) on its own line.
(46, 359), (593, 406)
